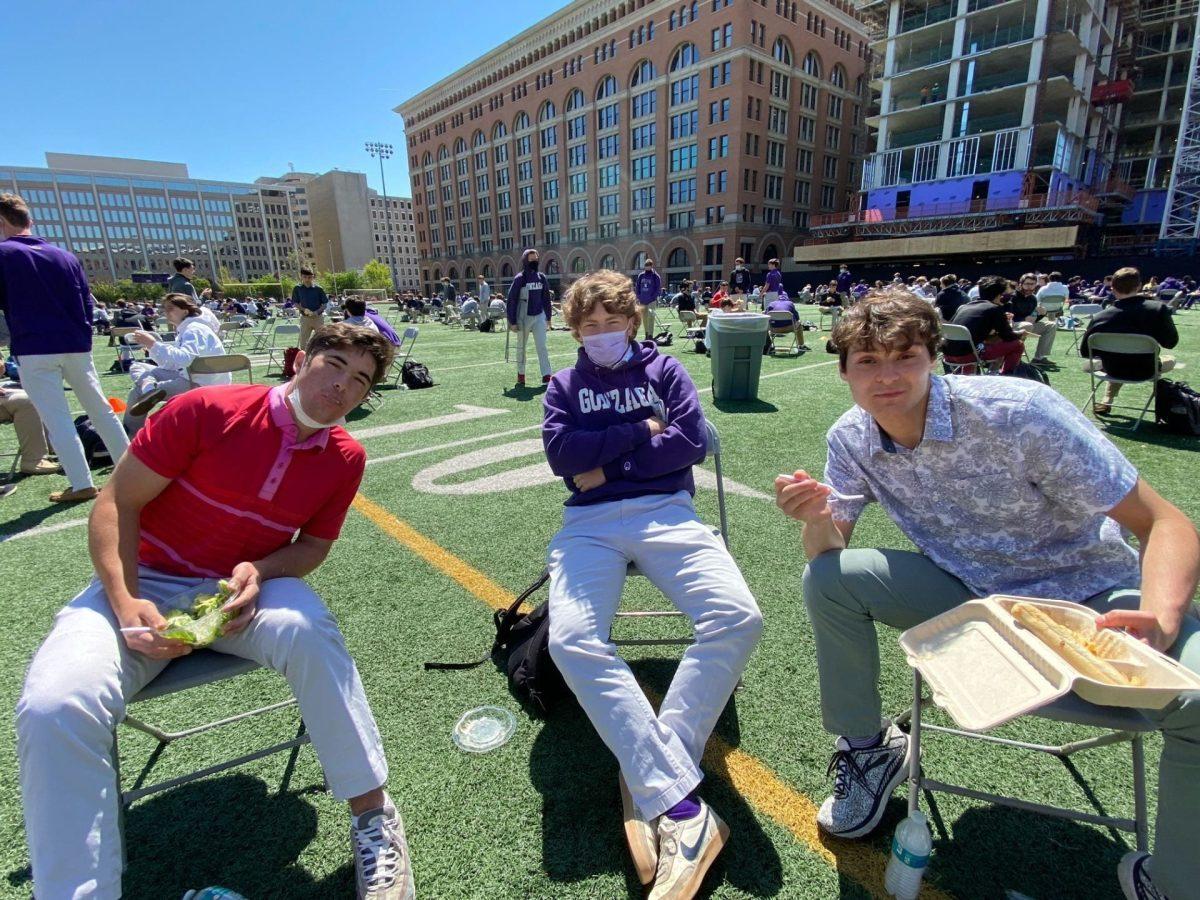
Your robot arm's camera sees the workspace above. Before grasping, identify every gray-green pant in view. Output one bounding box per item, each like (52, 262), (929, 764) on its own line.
(803, 548), (1200, 898)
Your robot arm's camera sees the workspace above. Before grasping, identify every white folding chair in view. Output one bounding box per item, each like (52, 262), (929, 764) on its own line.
(246, 316), (279, 353)
(767, 312), (801, 356)
(1082, 332), (1171, 431)
(819, 305), (842, 332)
(900, 670), (1151, 852)
(939, 322), (993, 375)
(388, 326), (420, 390)
(613, 420), (729, 648)
(677, 309), (699, 339)
(264, 325), (302, 376)
(1061, 303), (1102, 355)
(188, 354), (253, 386)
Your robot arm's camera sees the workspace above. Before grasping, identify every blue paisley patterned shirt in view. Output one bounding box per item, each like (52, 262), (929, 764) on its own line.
(825, 374), (1141, 599)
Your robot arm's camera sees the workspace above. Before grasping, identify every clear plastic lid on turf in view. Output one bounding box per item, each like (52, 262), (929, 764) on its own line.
(452, 705), (517, 753)
(898, 596), (1200, 732)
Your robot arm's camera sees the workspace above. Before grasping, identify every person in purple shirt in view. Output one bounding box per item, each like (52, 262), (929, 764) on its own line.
(541, 270), (761, 899)
(506, 248), (553, 386)
(763, 257), (784, 305)
(634, 257), (663, 340)
(0, 193), (129, 503)
(767, 291), (808, 351)
(836, 264), (854, 294)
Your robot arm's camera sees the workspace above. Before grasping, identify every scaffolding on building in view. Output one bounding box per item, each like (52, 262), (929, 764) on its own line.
(1157, 7), (1200, 253)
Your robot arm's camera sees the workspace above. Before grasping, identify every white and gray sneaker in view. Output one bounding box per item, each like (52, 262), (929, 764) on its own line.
(351, 796), (416, 900)
(817, 723), (910, 839)
(1119, 851), (1170, 900)
(648, 800), (729, 900)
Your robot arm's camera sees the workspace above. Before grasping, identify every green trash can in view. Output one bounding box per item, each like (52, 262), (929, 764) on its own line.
(709, 312), (769, 401)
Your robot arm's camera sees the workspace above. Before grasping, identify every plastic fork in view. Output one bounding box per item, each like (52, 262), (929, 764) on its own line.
(776, 474), (864, 502)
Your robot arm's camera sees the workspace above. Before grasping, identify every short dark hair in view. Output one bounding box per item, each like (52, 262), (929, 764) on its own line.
(305, 323), (395, 386)
(300, 266), (315, 277)
(345, 297), (367, 316)
(1049, 271), (1063, 282)
(1111, 267), (1142, 295)
(830, 291), (941, 370)
(977, 275), (1009, 303)
(0, 193), (31, 229)
(940, 274), (957, 288)
(173, 257), (194, 273)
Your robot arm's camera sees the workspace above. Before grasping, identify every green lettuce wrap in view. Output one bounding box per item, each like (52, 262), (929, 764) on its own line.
(160, 580), (237, 647)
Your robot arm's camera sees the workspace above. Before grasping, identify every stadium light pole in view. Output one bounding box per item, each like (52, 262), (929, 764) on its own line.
(365, 141), (399, 292)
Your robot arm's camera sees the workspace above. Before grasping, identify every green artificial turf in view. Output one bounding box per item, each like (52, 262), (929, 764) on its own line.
(0, 308), (1197, 899)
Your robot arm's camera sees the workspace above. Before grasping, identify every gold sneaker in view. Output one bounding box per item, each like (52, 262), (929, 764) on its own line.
(648, 800), (729, 900)
(619, 773), (658, 886)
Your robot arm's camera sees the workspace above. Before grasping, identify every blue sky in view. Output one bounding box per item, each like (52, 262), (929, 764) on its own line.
(7, 0), (564, 195)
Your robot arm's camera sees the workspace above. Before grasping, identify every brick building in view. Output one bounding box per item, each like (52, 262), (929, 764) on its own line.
(397, 0), (870, 296)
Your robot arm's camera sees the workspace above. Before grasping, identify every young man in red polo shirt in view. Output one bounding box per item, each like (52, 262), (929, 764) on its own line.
(16, 324), (415, 900)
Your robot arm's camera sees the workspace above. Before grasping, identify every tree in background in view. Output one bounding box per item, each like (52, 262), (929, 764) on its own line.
(318, 270), (364, 295)
(361, 259), (394, 291)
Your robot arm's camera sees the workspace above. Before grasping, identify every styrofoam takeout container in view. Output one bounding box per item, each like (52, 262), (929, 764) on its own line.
(898, 595), (1200, 732)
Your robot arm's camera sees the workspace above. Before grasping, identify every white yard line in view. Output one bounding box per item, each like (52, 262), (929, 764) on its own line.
(365, 424), (542, 467)
(351, 405), (508, 440)
(0, 517), (89, 544)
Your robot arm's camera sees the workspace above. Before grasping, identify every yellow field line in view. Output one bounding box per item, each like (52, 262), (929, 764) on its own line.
(352, 493), (952, 900)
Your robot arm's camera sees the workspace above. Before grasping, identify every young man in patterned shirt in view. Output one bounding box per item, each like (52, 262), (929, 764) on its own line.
(775, 291), (1200, 900)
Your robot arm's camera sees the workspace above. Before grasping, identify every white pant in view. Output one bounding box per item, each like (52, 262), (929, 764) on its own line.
(546, 492), (762, 820)
(16, 568), (389, 900)
(516, 313), (551, 379)
(17, 352), (130, 491)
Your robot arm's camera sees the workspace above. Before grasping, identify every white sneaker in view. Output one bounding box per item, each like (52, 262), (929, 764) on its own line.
(648, 800), (729, 900)
(351, 797), (416, 899)
(619, 773), (658, 886)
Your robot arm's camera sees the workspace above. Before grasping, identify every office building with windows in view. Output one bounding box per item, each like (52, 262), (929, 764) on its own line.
(369, 193), (421, 289)
(797, 0), (1138, 267)
(3, 153), (303, 286)
(397, 0), (870, 295)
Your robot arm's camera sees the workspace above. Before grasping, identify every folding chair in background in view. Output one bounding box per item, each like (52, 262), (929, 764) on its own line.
(768, 311), (802, 356)
(677, 309), (699, 339)
(1061, 303), (1102, 355)
(1082, 332), (1174, 431)
(388, 326), (420, 390)
(264, 324), (302, 377)
(188, 354), (253, 387)
(939, 322), (993, 375)
(246, 316), (279, 354)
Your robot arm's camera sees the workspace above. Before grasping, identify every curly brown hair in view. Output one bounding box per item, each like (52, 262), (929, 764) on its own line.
(829, 290), (941, 369)
(561, 270), (642, 333)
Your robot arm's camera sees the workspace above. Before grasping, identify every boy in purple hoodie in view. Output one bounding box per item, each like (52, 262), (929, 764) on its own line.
(541, 271), (762, 900)
(634, 258), (663, 340)
(506, 248), (554, 386)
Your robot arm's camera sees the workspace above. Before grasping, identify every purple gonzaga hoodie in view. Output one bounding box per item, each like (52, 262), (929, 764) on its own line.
(543, 339), (707, 507)
(506, 248), (553, 326)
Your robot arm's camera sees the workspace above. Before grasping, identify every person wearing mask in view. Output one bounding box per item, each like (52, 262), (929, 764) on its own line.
(729, 258), (752, 296)
(123, 293), (231, 431)
(166, 257), (200, 304)
(0, 193), (130, 503)
(506, 248), (554, 386)
(1009, 272), (1058, 366)
(945, 275), (1025, 373)
(442, 276), (457, 311)
(934, 274), (968, 321)
(292, 267), (329, 349)
(542, 271), (761, 898)
(635, 258), (663, 339)
(1081, 267), (1179, 416)
(763, 258), (784, 305)
(477, 274), (491, 308)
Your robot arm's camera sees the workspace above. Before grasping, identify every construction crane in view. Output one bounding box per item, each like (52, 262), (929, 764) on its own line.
(1158, 8), (1200, 254)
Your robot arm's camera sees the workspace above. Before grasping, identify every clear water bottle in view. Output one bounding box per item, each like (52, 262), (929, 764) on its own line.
(181, 889), (248, 900)
(884, 809), (932, 900)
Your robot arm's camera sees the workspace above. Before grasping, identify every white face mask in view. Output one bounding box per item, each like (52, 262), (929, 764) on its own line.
(582, 330), (632, 368)
(288, 382), (345, 429)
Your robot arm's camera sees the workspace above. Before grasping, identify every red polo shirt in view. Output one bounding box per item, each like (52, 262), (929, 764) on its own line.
(129, 384), (365, 578)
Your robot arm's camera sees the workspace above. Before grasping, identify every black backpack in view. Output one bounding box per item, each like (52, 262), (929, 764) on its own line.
(425, 569), (571, 715)
(401, 360), (434, 389)
(1155, 379), (1200, 435)
(74, 414), (114, 468)
(478, 318), (495, 333)
(1006, 362), (1049, 385)
(653, 330), (674, 347)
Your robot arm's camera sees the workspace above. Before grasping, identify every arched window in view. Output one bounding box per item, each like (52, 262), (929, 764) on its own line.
(483, 263), (493, 278)
(596, 74), (619, 100)
(515, 111), (531, 130)
(630, 250), (648, 269)
(422, 152), (433, 166)
(566, 88), (585, 110)
(453, 137), (466, 154)
(773, 37), (793, 65)
(855, 75), (865, 97)
(437, 145), (449, 160)
(599, 254), (616, 270)
(472, 130), (486, 147)
(667, 248), (690, 269)
(571, 256), (587, 273)
(539, 100), (557, 121)
(433, 267), (442, 281)
(761, 244), (778, 265)
(492, 121), (508, 140)
(501, 262), (513, 279)
(669, 11), (676, 29)
(803, 51), (822, 78)
(465, 265), (475, 282)
(546, 258), (561, 275)
(670, 42), (699, 71)
(830, 64), (847, 89)
(631, 59), (656, 86)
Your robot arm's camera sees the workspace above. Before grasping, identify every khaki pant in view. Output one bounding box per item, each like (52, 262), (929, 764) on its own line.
(299, 312), (324, 350)
(0, 389), (49, 472)
(1083, 356), (1175, 402)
